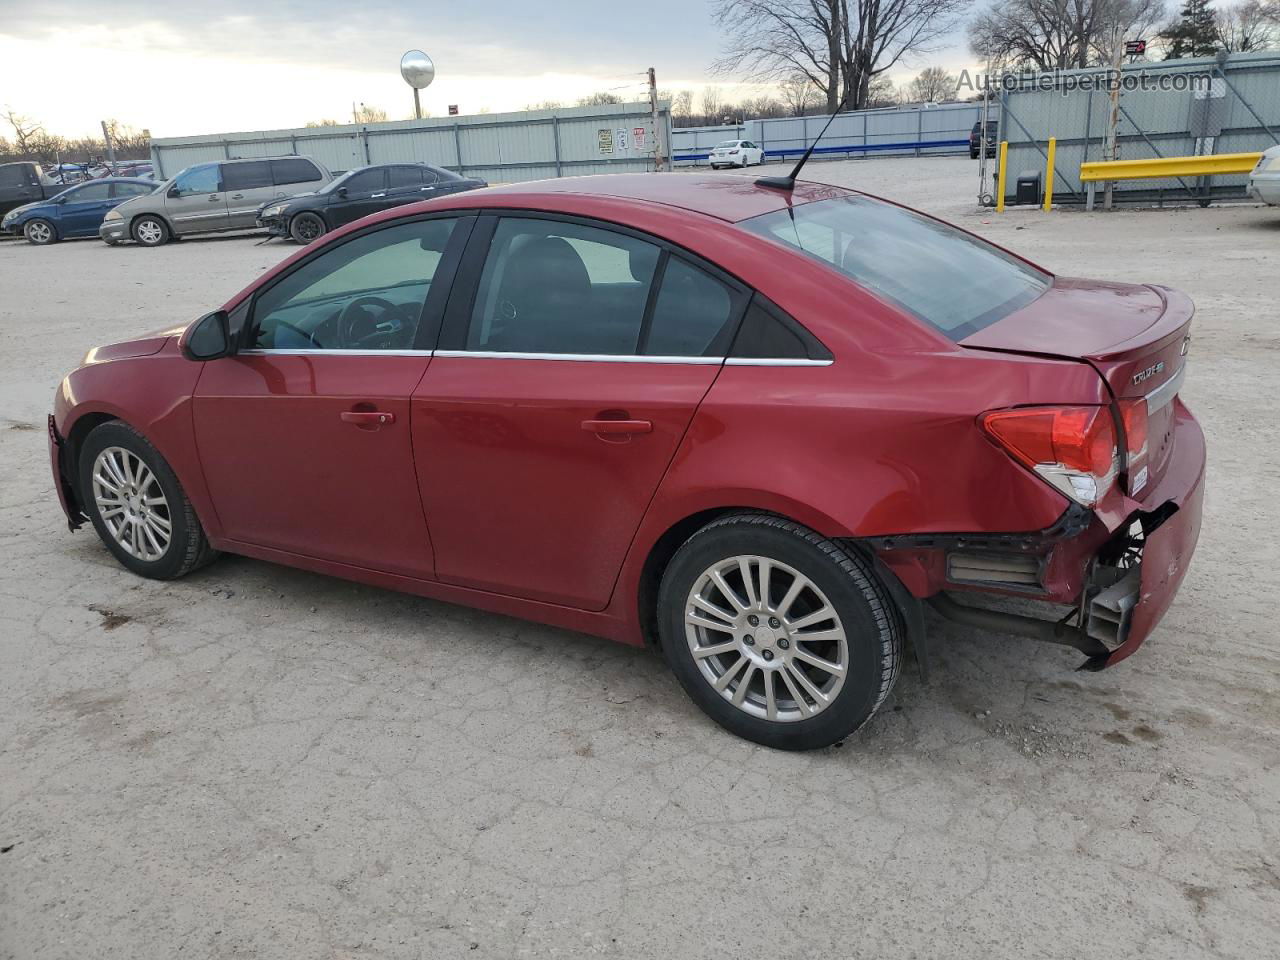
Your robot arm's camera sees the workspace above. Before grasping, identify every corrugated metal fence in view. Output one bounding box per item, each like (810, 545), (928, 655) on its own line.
(672, 103), (981, 165)
(150, 102), (671, 183)
(999, 50), (1280, 205)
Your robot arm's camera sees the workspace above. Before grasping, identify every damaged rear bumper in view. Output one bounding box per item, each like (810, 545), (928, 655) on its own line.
(878, 398), (1206, 668)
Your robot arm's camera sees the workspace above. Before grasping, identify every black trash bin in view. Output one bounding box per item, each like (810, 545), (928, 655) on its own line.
(1015, 170), (1042, 206)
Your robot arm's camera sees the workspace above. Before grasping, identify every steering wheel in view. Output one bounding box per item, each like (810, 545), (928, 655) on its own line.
(337, 296), (399, 349)
(271, 318), (324, 349)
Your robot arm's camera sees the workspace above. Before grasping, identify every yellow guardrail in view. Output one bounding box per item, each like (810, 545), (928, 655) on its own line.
(1079, 152), (1262, 182)
(1080, 151), (1262, 210)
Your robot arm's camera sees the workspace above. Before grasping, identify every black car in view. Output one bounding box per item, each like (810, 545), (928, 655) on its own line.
(970, 120), (998, 159)
(258, 162), (487, 243)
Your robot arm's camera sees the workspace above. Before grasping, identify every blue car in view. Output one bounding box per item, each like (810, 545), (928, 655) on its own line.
(1, 177), (157, 245)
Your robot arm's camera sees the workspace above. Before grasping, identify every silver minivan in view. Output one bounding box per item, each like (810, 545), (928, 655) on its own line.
(100, 156), (332, 246)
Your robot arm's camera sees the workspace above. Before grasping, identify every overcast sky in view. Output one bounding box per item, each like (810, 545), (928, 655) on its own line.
(1, 0), (977, 138)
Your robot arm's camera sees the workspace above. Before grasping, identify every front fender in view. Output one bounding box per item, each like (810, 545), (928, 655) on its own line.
(55, 343), (223, 539)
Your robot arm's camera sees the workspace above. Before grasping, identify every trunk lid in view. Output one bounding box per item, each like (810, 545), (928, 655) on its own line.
(962, 277), (1193, 498)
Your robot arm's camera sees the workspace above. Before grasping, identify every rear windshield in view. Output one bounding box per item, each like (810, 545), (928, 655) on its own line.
(715, 141), (741, 148)
(740, 195), (1049, 339)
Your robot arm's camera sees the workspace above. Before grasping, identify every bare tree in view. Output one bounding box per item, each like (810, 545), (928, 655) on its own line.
(907, 66), (958, 101)
(526, 99), (564, 110)
(713, 0), (967, 112)
(866, 74), (900, 106)
(779, 75), (819, 114)
(968, 0), (1166, 71)
(2, 108), (43, 156)
(305, 118), (340, 128)
(578, 91), (623, 106)
(1215, 0), (1277, 51)
(700, 86), (726, 124)
(352, 104), (388, 123)
(671, 89), (695, 125)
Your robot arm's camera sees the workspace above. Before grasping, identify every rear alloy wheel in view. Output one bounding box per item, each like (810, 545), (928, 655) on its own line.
(658, 514), (902, 750)
(131, 215), (169, 247)
(24, 218), (56, 245)
(289, 212), (326, 244)
(78, 421), (217, 579)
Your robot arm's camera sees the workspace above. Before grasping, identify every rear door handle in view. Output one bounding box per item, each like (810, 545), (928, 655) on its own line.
(371, 192), (386, 198)
(341, 410), (396, 425)
(420, 186), (435, 191)
(581, 418), (651, 435)
(230, 193), (244, 199)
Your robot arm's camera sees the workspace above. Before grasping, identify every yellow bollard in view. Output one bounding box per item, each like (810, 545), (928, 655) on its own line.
(996, 141), (1008, 213)
(1043, 137), (1056, 211)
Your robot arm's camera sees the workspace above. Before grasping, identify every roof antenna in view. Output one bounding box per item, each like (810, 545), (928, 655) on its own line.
(756, 94), (850, 191)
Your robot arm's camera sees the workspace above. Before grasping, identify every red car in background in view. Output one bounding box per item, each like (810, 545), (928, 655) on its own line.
(48, 174), (1205, 750)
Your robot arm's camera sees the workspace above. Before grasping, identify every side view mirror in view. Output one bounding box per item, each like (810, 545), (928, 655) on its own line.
(168, 185), (181, 198)
(181, 310), (233, 361)
(337, 186), (348, 198)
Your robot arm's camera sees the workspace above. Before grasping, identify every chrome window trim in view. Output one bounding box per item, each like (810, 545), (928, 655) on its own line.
(238, 348), (434, 357)
(1145, 361), (1185, 414)
(233, 348), (833, 365)
(433, 350), (724, 364)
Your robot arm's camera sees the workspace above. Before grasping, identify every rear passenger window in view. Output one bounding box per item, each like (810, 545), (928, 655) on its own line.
(270, 158), (322, 186)
(388, 166), (422, 188)
(467, 218), (659, 355)
(729, 296), (831, 360)
(111, 182), (154, 198)
(642, 258), (736, 356)
(223, 161), (272, 190)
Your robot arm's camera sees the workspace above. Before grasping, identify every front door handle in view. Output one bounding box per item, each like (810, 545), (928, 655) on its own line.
(371, 192), (386, 198)
(581, 418), (651, 435)
(341, 410), (396, 426)
(208, 195), (222, 202)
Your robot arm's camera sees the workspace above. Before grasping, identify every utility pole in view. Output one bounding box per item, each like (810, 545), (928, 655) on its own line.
(100, 120), (116, 172)
(648, 67), (665, 172)
(1102, 23), (1124, 210)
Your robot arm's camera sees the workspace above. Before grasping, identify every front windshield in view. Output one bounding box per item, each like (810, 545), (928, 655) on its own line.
(740, 195), (1050, 340)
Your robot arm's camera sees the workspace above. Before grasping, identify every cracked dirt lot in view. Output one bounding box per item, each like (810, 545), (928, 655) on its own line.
(1, 156), (1278, 959)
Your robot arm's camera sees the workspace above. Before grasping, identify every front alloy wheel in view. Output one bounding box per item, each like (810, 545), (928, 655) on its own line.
(289, 212), (326, 244)
(90, 446), (173, 562)
(659, 514), (902, 750)
(25, 219), (56, 245)
(78, 420), (218, 579)
(132, 215), (168, 247)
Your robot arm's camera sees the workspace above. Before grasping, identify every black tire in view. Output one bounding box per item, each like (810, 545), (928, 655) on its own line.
(289, 211), (327, 244)
(658, 514), (902, 750)
(970, 149), (979, 159)
(24, 218), (58, 245)
(77, 420), (218, 580)
(131, 214), (169, 247)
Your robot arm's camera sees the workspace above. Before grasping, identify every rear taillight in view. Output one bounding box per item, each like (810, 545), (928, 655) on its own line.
(981, 406), (1119, 507)
(729, 149), (740, 155)
(1118, 398), (1149, 494)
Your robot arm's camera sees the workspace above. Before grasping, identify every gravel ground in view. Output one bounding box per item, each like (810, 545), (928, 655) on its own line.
(2, 155), (1278, 959)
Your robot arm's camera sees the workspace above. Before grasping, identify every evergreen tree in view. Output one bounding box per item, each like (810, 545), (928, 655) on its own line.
(1160, 0), (1221, 58)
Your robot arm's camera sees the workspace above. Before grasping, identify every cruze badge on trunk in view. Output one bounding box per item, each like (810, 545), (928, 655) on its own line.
(1132, 361), (1165, 386)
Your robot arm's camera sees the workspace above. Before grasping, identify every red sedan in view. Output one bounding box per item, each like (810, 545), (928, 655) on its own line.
(49, 174), (1205, 750)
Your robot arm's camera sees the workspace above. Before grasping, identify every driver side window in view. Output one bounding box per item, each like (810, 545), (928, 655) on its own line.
(251, 218), (458, 351)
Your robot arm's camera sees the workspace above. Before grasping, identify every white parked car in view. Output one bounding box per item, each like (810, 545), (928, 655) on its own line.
(709, 140), (764, 169)
(1248, 145), (1280, 206)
